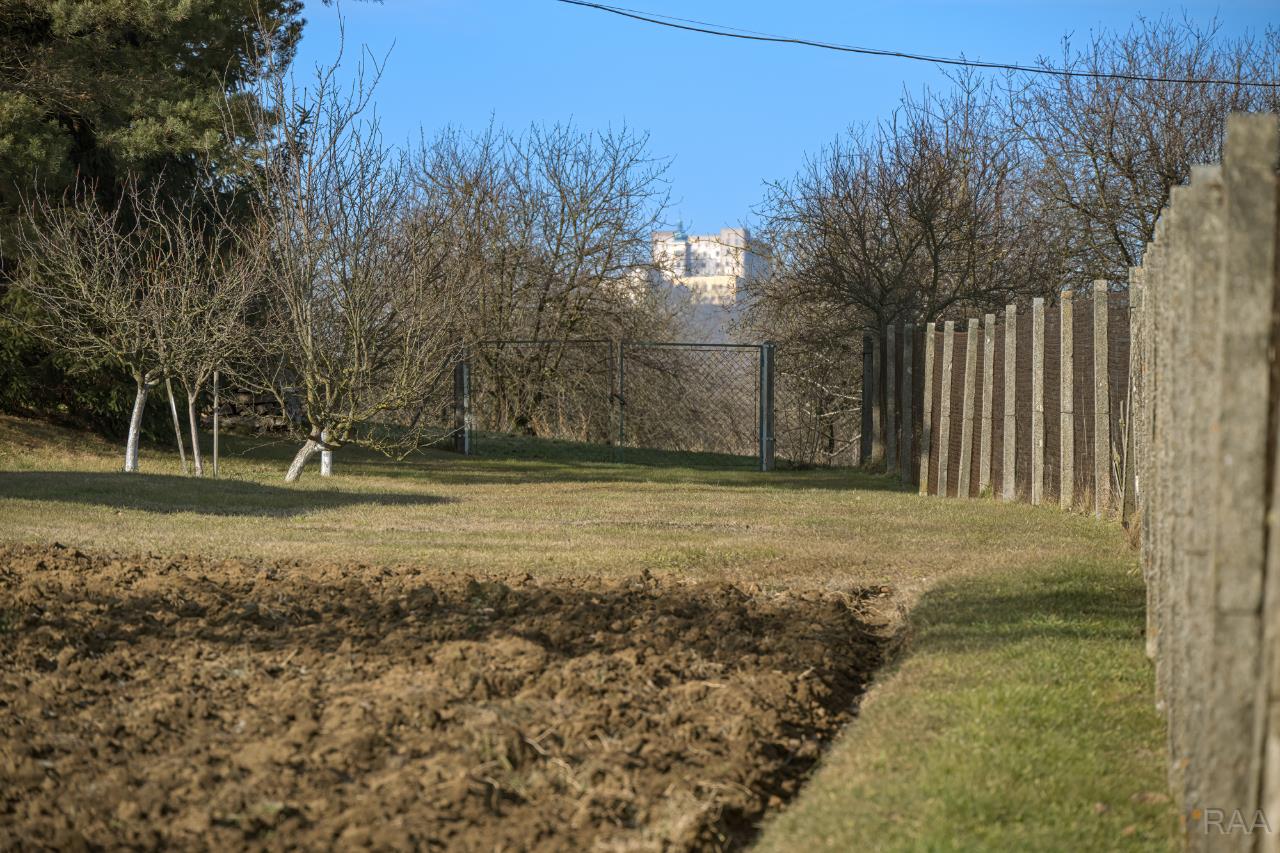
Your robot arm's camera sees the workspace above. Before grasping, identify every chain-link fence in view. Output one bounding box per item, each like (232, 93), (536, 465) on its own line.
(469, 340), (615, 443)
(620, 342), (767, 460)
(452, 339), (783, 470)
(771, 352), (862, 467)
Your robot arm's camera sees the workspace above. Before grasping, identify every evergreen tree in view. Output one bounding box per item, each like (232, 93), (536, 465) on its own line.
(0, 0), (305, 433)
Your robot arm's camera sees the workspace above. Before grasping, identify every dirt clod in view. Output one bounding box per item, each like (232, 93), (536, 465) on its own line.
(0, 544), (883, 851)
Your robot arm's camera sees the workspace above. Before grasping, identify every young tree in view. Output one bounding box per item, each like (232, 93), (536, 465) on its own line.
(10, 186), (162, 472)
(237, 52), (467, 482)
(142, 193), (264, 476)
(10, 180), (264, 473)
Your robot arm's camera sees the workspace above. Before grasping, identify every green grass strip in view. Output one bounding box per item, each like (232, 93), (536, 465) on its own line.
(755, 556), (1178, 851)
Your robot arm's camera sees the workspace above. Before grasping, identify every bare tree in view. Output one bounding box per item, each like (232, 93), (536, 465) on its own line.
(10, 179), (265, 473)
(746, 77), (1063, 466)
(414, 122), (677, 436)
(751, 76), (1060, 339)
(142, 193), (264, 476)
(235, 49), (466, 482)
(1012, 17), (1280, 285)
(10, 185), (163, 472)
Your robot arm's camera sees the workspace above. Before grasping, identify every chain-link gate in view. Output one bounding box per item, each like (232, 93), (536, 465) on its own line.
(769, 346), (862, 468)
(619, 342), (774, 469)
(466, 339), (615, 442)
(450, 339), (776, 471)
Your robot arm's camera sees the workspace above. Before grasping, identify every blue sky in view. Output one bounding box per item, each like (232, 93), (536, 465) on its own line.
(294, 1), (1277, 233)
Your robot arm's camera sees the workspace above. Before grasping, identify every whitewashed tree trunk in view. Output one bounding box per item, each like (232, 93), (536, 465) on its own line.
(186, 391), (204, 477)
(320, 428), (333, 477)
(285, 438), (320, 483)
(165, 377), (189, 475)
(124, 376), (149, 473)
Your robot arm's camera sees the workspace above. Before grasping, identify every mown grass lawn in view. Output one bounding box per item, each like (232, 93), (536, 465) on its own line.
(0, 414), (1176, 849)
(754, 558), (1177, 852)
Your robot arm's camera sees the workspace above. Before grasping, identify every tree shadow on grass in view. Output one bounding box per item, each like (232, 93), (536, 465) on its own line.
(352, 453), (906, 493)
(910, 561), (1147, 651)
(211, 431), (907, 493)
(0, 471), (451, 517)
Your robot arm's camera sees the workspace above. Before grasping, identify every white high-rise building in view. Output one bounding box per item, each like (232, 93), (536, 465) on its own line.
(650, 227), (764, 306)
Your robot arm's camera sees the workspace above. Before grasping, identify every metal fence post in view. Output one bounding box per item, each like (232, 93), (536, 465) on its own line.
(607, 340), (618, 461)
(453, 349), (471, 455)
(759, 342), (776, 472)
(617, 341), (626, 450)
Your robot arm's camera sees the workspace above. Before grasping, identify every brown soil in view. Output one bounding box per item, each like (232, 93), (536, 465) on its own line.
(0, 544), (885, 851)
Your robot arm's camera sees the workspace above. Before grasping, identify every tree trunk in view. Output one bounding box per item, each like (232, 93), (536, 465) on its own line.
(872, 322), (887, 465)
(165, 377), (189, 475)
(285, 438), (320, 483)
(212, 370), (220, 478)
(186, 391), (204, 477)
(320, 428), (333, 477)
(124, 376), (148, 473)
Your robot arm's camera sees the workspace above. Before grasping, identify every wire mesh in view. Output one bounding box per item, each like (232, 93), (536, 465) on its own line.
(771, 349), (861, 467)
(469, 340), (614, 443)
(461, 339), (802, 468)
(620, 342), (762, 459)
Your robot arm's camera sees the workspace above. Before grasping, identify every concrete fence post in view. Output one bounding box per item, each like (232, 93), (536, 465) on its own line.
(1060, 291), (1075, 510)
(1251, 115), (1280, 853)
(871, 332), (884, 465)
(1003, 305), (1017, 502)
(1165, 187), (1194, 801)
(1130, 266), (1156, 658)
(1183, 168), (1227, 832)
(1031, 298), (1045, 506)
(938, 321), (956, 497)
(980, 313), (995, 496)
(1151, 216), (1171, 712)
(860, 333), (874, 465)
(886, 325), (898, 475)
(1093, 280), (1111, 517)
(900, 324), (915, 484)
(958, 318), (979, 498)
(1208, 114), (1279, 850)
(920, 324), (935, 496)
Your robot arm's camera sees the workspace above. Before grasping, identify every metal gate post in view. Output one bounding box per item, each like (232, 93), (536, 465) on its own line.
(607, 340), (619, 461)
(617, 341), (626, 451)
(453, 349), (472, 455)
(759, 342), (776, 472)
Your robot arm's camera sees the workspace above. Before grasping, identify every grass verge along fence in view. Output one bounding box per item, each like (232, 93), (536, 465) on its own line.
(858, 112), (1280, 846)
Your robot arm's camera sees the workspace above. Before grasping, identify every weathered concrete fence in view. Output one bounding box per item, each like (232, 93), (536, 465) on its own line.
(860, 113), (1280, 847)
(1134, 114), (1279, 849)
(860, 287), (1131, 515)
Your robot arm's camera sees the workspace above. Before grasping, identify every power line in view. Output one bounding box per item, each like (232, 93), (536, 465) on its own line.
(555, 0), (1280, 89)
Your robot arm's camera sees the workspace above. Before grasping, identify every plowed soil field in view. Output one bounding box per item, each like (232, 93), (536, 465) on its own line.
(0, 544), (884, 851)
